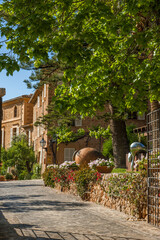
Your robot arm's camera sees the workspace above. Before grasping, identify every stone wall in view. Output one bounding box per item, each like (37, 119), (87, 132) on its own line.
(54, 173), (147, 220)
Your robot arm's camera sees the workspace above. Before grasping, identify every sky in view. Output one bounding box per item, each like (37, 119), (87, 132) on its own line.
(0, 69), (34, 101)
(0, 17), (34, 101)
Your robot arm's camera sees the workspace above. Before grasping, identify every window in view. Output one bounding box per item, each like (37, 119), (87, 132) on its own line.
(14, 106), (18, 117)
(75, 117), (82, 126)
(64, 148), (75, 161)
(1, 128), (4, 148)
(44, 84), (46, 98)
(37, 96), (40, 108)
(137, 112), (145, 120)
(127, 112), (137, 119)
(10, 126), (19, 146)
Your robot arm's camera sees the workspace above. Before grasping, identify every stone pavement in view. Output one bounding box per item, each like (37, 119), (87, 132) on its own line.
(0, 180), (159, 240)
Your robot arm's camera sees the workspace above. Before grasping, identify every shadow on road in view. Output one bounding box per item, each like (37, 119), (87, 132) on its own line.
(0, 210), (21, 239)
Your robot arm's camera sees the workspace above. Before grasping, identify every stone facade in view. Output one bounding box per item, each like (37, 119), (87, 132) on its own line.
(2, 84), (147, 172)
(2, 95), (33, 149)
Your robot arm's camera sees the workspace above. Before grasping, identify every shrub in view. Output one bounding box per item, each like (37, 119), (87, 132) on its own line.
(1, 135), (36, 179)
(75, 168), (102, 199)
(32, 163), (42, 179)
(5, 173), (13, 180)
(105, 171), (147, 217)
(42, 168), (56, 188)
(102, 137), (113, 159)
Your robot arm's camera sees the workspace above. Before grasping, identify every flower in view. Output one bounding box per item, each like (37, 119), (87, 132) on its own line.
(47, 164), (58, 169)
(59, 161), (79, 170)
(88, 158), (114, 169)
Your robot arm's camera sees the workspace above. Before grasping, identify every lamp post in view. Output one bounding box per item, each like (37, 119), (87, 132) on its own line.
(49, 133), (58, 165)
(0, 88), (6, 166)
(40, 137), (46, 165)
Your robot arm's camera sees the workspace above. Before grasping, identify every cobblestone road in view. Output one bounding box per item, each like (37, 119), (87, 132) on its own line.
(0, 180), (159, 240)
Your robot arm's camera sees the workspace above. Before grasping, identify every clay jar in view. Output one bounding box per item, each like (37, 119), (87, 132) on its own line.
(73, 147), (104, 167)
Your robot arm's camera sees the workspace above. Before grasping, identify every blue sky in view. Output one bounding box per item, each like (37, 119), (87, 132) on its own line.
(0, 69), (33, 101)
(0, 21), (33, 101)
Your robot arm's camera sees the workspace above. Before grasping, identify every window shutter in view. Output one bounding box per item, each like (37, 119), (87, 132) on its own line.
(39, 150), (42, 164)
(42, 90), (44, 103)
(37, 96), (40, 108)
(28, 130), (31, 146)
(2, 128), (4, 148)
(44, 84), (46, 98)
(10, 128), (13, 146)
(64, 148), (75, 161)
(75, 118), (82, 126)
(16, 126), (19, 136)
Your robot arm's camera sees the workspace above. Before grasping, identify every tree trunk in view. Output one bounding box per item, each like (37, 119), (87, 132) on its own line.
(109, 105), (129, 168)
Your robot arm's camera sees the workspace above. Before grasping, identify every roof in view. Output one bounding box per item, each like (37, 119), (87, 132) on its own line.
(29, 89), (42, 104)
(3, 94), (33, 104)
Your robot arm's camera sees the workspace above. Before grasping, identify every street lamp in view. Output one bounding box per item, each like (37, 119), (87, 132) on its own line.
(40, 137), (46, 167)
(40, 137), (46, 148)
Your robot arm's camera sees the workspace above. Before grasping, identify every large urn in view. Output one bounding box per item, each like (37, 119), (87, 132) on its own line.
(73, 147), (104, 167)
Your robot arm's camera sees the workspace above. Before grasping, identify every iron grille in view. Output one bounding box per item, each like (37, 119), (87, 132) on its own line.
(147, 109), (160, 227)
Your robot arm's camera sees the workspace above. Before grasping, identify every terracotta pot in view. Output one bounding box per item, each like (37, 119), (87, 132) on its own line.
(0, 175), (5, 181)
(96, 166), (114, 173)
(73, 147), (104, 167)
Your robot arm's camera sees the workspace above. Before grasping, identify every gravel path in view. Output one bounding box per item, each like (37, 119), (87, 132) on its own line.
(0, 180), (159, 240)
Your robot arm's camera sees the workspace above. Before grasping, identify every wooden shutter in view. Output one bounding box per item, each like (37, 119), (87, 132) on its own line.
(64, 148), (75, 161)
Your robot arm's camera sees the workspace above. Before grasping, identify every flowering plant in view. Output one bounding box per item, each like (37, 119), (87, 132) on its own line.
(88, 158), (114, 169)
(59, 161), (79, 170)
(47, 164), (58, 169)
(134, 158), (147, 171)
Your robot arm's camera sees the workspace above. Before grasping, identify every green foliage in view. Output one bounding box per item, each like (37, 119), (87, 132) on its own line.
(102, 124), (143, 159)
(89, 126), (110, 139)
(42, 168), (56, 188)
(42, 166), (101, 199)
(75, 168), (101, 199)
(1, 148), (8, 175)
(31, 163), (42, 179)
(106, 172), (147, 217)
(5, 173), (13, 180)
(0, 0), (160, 109)
(2, 135), (36, 180)
(111, 168), (127, 173)
(126, 125), (139, 145)
(55, 127), (85, 146)
(42, 167), (76, 189)
(102, 137), (113, 159)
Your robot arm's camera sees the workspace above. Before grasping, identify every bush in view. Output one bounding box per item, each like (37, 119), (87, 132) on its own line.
(106, 171), (147, 217)
(5, 173), (13, 180)
(102, 137), (113, 159)
(32, 163), (42, 179)
(75, 168), (101, 199)
(42, 168), (56, 187)
(1, 135), (36, 180)
(18, 170), (32, 180)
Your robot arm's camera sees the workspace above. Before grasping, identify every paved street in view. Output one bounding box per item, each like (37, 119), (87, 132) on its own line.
(0, 180), (159, 240)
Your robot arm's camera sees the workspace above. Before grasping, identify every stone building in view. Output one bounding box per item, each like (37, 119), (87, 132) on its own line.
(2, 95), (33, 149)
(2, 85), (147, 172)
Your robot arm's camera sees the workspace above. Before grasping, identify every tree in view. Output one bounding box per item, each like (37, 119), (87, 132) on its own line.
(2, 135), (36, 179)
(0, 1), (160, 166)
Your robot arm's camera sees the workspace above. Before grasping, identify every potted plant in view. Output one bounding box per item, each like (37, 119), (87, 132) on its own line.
(88, 158), (114, 173)
(59, 161), (80, 171)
